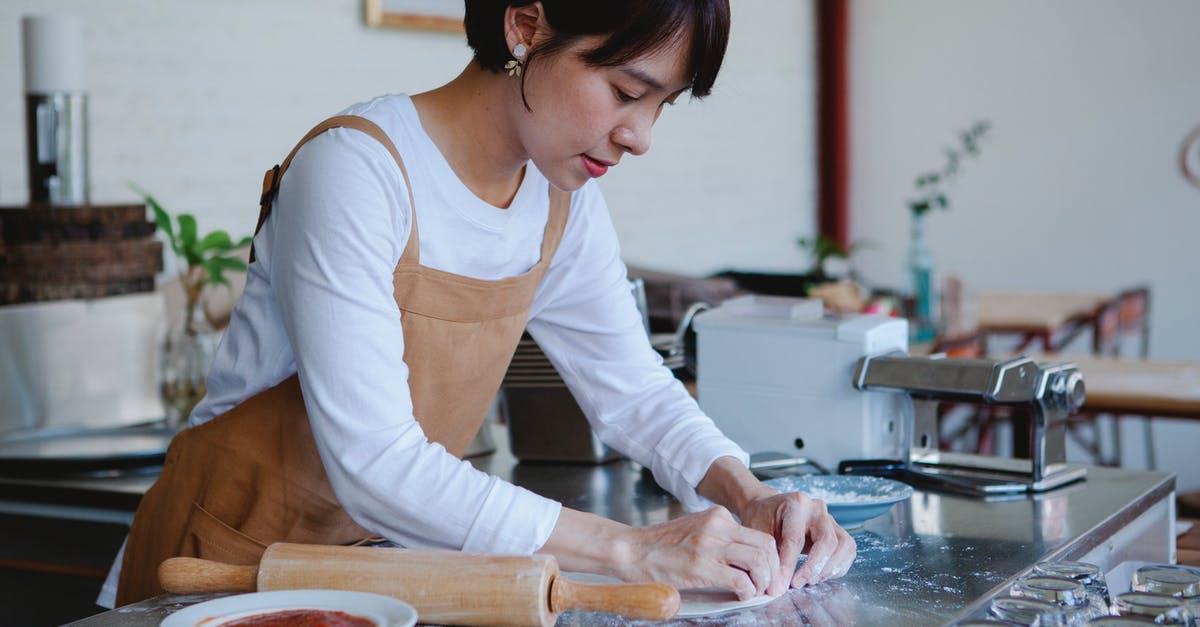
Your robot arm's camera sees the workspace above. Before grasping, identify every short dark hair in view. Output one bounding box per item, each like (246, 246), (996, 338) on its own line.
(464, 0), (731, 99)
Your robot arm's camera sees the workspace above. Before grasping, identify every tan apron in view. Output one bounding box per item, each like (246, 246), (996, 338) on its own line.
(116, 115), (570, 605)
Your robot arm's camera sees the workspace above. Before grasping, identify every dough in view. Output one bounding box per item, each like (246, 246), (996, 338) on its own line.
(561, 572), (780, 618)
(675, 588), (780, 618)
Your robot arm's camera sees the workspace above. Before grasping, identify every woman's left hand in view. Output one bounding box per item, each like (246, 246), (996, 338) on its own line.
(735, 490), (857, 595)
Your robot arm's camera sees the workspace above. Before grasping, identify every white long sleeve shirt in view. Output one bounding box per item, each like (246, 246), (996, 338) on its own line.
(99, 94), (746, 608)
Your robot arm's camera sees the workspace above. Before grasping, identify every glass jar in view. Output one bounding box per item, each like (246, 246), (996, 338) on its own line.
(1112, 592), (1192, 624)
(991, 596), (1072, 626)
(1184, 597), (1200, 626)
(1009, 575), (1097, 623)
(160, 299), (220, 426)
(1035, 561), (1111, 615)
(1130, 565), (1200, 598)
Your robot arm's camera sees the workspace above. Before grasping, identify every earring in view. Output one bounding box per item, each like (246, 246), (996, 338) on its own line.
(505, 43), (527, 77)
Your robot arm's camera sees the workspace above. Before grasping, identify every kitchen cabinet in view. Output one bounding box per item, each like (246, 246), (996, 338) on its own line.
(0, 510), (128, 625)
(0, 471), (154, 625)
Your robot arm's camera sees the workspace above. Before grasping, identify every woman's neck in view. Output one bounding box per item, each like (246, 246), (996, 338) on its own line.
(411, 62), (528, 209)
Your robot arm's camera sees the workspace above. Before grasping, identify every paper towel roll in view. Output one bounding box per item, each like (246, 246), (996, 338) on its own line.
(22, 14), (86, 94)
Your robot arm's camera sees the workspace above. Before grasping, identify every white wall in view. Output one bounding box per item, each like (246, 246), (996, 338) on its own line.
(850, 0), (1200, 488)
(0, 0), (816, 278)
(606, 1), (817, 274)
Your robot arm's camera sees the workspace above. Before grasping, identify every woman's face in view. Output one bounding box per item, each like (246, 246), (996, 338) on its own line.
(514, 34), (692, 192)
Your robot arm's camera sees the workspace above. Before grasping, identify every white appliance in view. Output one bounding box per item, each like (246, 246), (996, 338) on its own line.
(695, 294), (1089, 496)
(693, 295), (909, 472)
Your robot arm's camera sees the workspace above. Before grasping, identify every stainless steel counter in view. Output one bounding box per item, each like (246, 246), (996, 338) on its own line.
(65, 427), (1174, 626)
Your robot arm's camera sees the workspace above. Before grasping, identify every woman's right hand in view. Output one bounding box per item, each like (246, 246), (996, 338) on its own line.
(612, 506), (781, 600)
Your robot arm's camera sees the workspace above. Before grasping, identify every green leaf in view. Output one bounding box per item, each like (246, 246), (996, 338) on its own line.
(213, 255), (248, 273)
(130, 184), (179, 256)
(203, 261), (230, 287)
(234, 235), (254, 249)
(820, 238), (849, 259)
(201, 256), (247, 287)
(178, 214), (199, 264)
(943, 157), (960, 178)
(197, 230), (235, 254)
(907, 118), (990, 216)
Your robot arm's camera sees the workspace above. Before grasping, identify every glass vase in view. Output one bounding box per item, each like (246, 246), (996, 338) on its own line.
(907, 213), (939, 342)
(160, 298), (219, 427)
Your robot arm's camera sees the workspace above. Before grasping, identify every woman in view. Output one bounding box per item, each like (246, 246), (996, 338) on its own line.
(109, 0), (855, 607)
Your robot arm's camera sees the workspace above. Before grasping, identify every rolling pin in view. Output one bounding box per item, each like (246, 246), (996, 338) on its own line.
(159, 542), (679, 626)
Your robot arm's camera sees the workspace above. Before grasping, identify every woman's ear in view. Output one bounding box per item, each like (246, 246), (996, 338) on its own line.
(503, 2), (551, 53)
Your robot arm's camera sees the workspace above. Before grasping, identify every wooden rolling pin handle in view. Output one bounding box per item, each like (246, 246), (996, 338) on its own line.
(549, 577), (680, 621)
(159, 557), (258, 594)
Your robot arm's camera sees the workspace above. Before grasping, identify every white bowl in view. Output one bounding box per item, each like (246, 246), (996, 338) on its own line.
(763, 474), (913, 529)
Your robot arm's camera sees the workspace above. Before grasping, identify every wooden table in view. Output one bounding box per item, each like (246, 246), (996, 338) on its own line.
(1028, 354), (1200, 470)
(1061, 355), (1200, 420)
(975, 291), (1113, 353)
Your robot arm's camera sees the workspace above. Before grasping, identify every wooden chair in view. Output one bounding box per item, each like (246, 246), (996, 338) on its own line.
(1072, 286), (1156, 467)
(930, 328), (988, 358)
(1062, 298), (1124, 465)
(1090, 285), (1151, 358)
(1116, 285), (1151, 358)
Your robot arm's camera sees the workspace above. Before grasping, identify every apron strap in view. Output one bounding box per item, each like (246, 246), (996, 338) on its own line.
(249, 115), (417, 263)
(539, 188), (571, 268)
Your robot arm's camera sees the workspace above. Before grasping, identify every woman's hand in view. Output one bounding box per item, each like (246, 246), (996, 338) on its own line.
(541, 507), (780, 601)
(736, 490), (857, 594)
(696, 456), (857, 595)
(541, 457), (856, 600)
(613, 506), (781, 601)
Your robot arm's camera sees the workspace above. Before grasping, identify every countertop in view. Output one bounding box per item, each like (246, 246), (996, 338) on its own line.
(58, 425), (1176, 626)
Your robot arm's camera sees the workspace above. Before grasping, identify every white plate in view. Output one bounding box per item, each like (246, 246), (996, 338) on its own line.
(160, 589), (417, 627)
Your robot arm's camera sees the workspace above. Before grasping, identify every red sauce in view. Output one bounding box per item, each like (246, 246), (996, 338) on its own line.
(220, 609), (374, 627)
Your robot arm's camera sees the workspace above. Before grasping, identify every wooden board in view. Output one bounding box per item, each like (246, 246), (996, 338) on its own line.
(0, 205), (152, 243)
(0, 239), (162, 267)
(0, 278), (155, 304)
(0, 204), (161, 305)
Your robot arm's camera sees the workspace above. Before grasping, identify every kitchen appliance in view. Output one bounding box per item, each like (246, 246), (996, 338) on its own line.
(695, 295), (1088, 496)
(694, 295), (910, 471)
(22, 14), (89, 206)
(844, 351), (1087, 494)
(158, 542), (680, 626)
(501, 333), (622, 464)
(500, 279), (647, 464)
